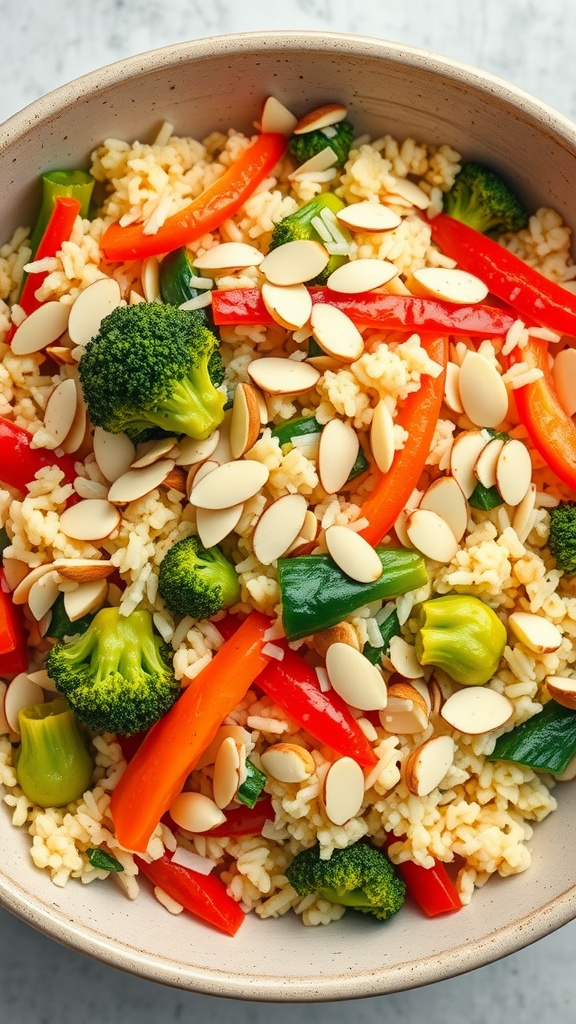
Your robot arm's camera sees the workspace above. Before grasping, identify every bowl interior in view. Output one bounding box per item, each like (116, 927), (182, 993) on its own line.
(1, 31), (576, 1000)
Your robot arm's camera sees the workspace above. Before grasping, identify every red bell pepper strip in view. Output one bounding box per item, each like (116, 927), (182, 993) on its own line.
(359, 335), (449, 547)
(8, 195), (81, 344)
(0, 570), (27, 657)
(255, 642), (377, 768)
(211, 286), (517, 337)
(134, 852), (245, 936)
(428, 212), (576, 336)
(0, 416), (77, 493)
(101, 133), (287, 262)
(394, 857), (462, 917)
(204, 796), (275, 838)
(509, 337), (576, 489)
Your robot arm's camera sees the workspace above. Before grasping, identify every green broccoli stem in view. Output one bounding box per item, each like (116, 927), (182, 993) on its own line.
(16, 698), (94, 807)
(144, 364), (226, 441)
(414, 594), (506, 685)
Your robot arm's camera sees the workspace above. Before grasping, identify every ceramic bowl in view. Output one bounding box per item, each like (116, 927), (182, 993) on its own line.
(1, 31), (576, 1001)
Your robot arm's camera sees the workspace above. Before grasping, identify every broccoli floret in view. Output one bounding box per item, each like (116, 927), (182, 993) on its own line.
(46, 606), (180, 736)
(285, 841), (405, 922)
(158, 534), (240, 621)
(548, 501), (576, 573)
(78, 302), (226, 443)
(16, 698), (94, 807)
(443, 162), (528, 236)
(269, 192), (352, 284)
(289, 121), (354, 169)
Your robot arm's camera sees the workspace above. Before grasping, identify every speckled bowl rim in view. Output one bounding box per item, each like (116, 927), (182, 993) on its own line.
(1, 29), (576, 1001)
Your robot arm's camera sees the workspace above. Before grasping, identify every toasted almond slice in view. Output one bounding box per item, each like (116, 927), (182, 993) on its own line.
(388, 636), (425, 679)
(230, 383), (262, 459)
(4, 674), (45, 735)
(196, 503), (243, 548)
(318, 418), (359, 494)
(174, 431), (220, 468)
(294, 103), (347, 134)
(508, 611), (562, 653)
(210, 413), (233, 465)
(325, 642), (387, 711)
(163, 466), (187, 493)
(288, 147), (337, 179)
(323, 756), (364, 826)
(2, 559), (30, 593)
(169, 792), (226, 833)
(248, 357), (320, 396)
(43, 378), (78, 449)
(450, 430), (489, 498)
(187, 459), (219, 497)
(213, 736), (242, 809)
(512, 482), (537, 543)
(107, 459), (175, 505)
(428, 677), (446, 716)
(93, 427), (136, 482)
(405, 508), (459, 563)
(411, 678), (433, 714)
(11, 301), (70, 355)
(552, 348), (576, 417)
(444, 362), (464, 414)
(546, 676), (576, 710)
(194, 242), (264, 272)
(410, 267), (488, 304)
(419, 476), (468, 543)
(54, 558), (114, 582)
(260, 240), (329, 286)
(325, 525), (383, 584)
(310, 621), (360, 659)
(59, 498), (121, 541)
(458, 352), (509, 428)
(474, 437), (505, 488)
(196, 725), (252, 770)
(310, 303), (364, 362)
(326, 259), (398, 294)
(27, 570), (60, 621)
(27, 669), (57, 693)
(60, 382), (87, 455)
(45, 345), (76, 366)
(252, 493), (308, 565)
(131, 437), (178, 469)
(0, 681), (9, 735)
(370, 400), (395, 474)
(68, 278), (123, 346)
(141, 256), (161, 301)
(441, 687), (513, 735)
(260, 96), (298, 135)
(253, 388), (269, 425)
(190, 460), (269, 510)
(261, 280), (312, 330)
(388, 177), (431, 210)
(404, 735), (455, 797)
(64, 578), (108, 621)
(379, 682), (429, 735)
(496, 439), (532, 507)
(260, 743), (315, 783)
(336, 202), (402, 233)
(12, 563), (56, 605)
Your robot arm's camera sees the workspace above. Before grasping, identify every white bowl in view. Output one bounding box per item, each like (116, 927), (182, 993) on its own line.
(1, 31), (576, 1000)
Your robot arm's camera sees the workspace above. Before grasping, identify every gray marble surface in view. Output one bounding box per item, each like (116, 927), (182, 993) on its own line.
(1, 1), (576, 1019)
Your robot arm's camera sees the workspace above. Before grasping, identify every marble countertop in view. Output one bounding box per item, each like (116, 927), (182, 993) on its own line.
(1, 1), (575, 1020)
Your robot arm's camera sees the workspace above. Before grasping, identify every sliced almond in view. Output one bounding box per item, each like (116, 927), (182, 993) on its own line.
(419, 476), (468, 543)
(393, 488), (423, 549)
(444, 362), (464, 414)
(405, 508), (459, 563)
(93, 427), (136, 482)
(325, 642), (387, 711)
(194, 242), (264, 272)
(450, 430), (489, 498)
(474, 437), (505, 489)
(141, 256), (161, 302)
(27, 569), (60, 621)
(260, 240), (329, 286)
(67, 277), (123, 346)
(512, 482), (537, 542)
(2, 559), (30, 593)
(388, 636), (425, 680)
(458, 352), (509, 428)
(411, 678), (433, 714)
(261, 280), (312, 330)
(318, 418), (359, 494)
(287, 508), (319, 555)
(326, 259), (398, 294)
(323, 756), (365, 826)
(552, 348), (576, 417)
(11, 301), (70, 355)
(174, 431), (220, 468)
(187, 459), (219, 497)
(26, 669), (57, 693)
(310, 303), (364, 362)
(212, 736), (242, 809)
(107, 459), (175, 505)
(440, 687), (513, 735)
(12, 563), (56, 605)
(370, 401), (395, 474)
(42, 378), (78, 449)
(428, 677), (446, 716)
(53, 558), (114, 582)
(546, 676), (576, 710)
(388, 177), (431, 210)
(162, 466), (187, 493)
(60, 382), (87, 455)
(247, 357), (320, 396)
(495, 439), (532, 507)
(508, 611), (562, 653)
(59, 498), (121, 541)
(254, 388), (269, 426)
(294, 103), (347, 134)
(131, 437), (178, 469)
(260, 96), (298, 135)
(196, 503), (243, 548)
(45, 345), (76, 366)
(196, 725), (252, 770)
(336, 202), (401, 233)
(0, 681), (9, 735)
(409, 267), (488, 304)
(325, 525), (383, 584)
(310, 621), (360, 659)
(230, 383), (261, 460)
(404, 735), (455, 797)
(169, 792), (226, 833)
(288, 147), (337, 179)
(252, 493), (308, 566)
(379, 681), (429, 735)
(260, 743), (315, 783)
(63, 578), (108, 621)
(4, 674), (45, 735)
(190, 460), (269, 510)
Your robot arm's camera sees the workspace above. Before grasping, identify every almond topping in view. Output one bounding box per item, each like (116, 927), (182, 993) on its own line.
(141, 256), (161, 301)
(474, 437), (505, 489)
(260, 743), (315, 783)
(409, 267), (488, 304)
(59, 499), (121, 541)
(169, 792), (226, 833)
(388, 636), (425, 680)
(311, 621), (360, 659)
(195, 726), (252, 770)
(336, 202), (402, 233)
(379, 681), (429, 735)
(193, 242), (264, 271)
(107, 459), (175, 505)
(287, 147), (337, 179)
(93, 428), (136, 482)
(419, 476), (468, 543)
(12, 563), (56, 605)
(261, 280), (313, 330)
(11, 301), (70, 355)
(131, 437), (178, 468)
(508, 611), (562, 653)
(162, 467), (187, 493)
(196, 504), (243, 548)
(323, 756), (365, 826)
(260, 96), (298, 135)
(443, 362), (464, 414)
(252, 493), (308, 566)
(458, 352), (509, 428)
(512, 483), (537, 543)
(230, 383), (262, 459)
(450, 430), (489, 498)
(248, 357), (320, 396)
(53, 559), (114, 582)
(212, 736), (242, 809)
(190, 460), (269, 510)
(325, 525), (383, 584)
(370, 400), (396, 474)
(440, 687), (513, 735)
(63, 578), (108, 621)
(325, 642), (387, 711)
(405, 508), (459, 563)
(67, 277), (122, 346)
(293, 103), (347, 134)
(546, 676), (576, 710)
(60, 382), (87, 455)
(404, 735), (455, 796)
(27, 570), (60, 621)
(310, 303), (364, 362)
(4, 674), (45, 735)
(45, 345), (76, 366)
(495, 439), (532, 507)
(174, 431), (220, 468)
(43, 378), (78, 449)
(260, 240), (329, 286)
(388, 177), (431, 210)
(318, 418), (360, 494)
(326, 259), (398, 294)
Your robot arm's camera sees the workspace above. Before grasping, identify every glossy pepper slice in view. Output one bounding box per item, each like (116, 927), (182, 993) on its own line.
(0, 569), (28, 659)
(134, 852), (245, 936)
(384, 835), (461, 916)
(101, 132), (287, 261)
(0, 417), (77, 493)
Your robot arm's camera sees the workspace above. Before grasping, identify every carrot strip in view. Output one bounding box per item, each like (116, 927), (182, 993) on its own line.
(110, 611), (273, 853)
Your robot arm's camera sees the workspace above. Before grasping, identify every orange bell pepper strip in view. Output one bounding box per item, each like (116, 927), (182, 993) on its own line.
(359, 335), (449, 547)
(110, 610), (274, 853)
(101, 133), (287, 262)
